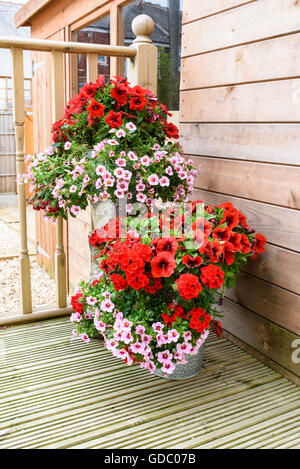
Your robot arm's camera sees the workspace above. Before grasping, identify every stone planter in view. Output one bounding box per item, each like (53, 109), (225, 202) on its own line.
(154, 343), (206, 380)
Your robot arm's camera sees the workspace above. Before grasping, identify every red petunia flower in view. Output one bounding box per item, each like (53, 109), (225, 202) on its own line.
(156, 237), (178, 256)
(212, 225), (231, 242)
(222, 241), (235, 265)
(220, 209), (239, 230)
(87, 98), (105, 118)
(151, 252), (176, 278)
(164, 122), (179, 139)
(253, 233), (267, 253)
(175, 273), (202, 300)
(182, 254), (203, 268)
(110, 83), (128, 106)
(129, 96), (148, 111)
(229, 232), (242, 251)
(212, 320), (223, 338)
(200, 264), (224, 289)
(240, 234), (251, 254)
(79, 82), (96, 100)
(105, 110), (123, 128)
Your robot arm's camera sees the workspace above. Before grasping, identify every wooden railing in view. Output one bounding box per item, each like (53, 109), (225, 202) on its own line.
(0, 14), (157, 321)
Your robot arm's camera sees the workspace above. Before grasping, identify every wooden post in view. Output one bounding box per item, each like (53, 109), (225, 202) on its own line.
(11, 47), (32, 314)
(86, 53), (98, 83)
(127, 14), (157, 94)
(51, 50), (67, 308)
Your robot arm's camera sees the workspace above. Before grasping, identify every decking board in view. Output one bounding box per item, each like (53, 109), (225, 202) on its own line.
(0, 317), (299, 449)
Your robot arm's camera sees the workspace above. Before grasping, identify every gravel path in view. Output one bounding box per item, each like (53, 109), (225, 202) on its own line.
(0, 257), (57, 315)
(0, 208), (57, 316)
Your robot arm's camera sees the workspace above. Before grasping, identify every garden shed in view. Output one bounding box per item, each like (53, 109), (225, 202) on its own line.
(14, 0), (300, 385)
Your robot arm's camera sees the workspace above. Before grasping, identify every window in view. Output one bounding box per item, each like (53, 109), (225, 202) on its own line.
(75, 15), (111, 90)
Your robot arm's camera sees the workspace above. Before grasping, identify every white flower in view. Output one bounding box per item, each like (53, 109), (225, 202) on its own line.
(126, 122), (136, 132)
(116, 129), (126, 138)
(64, 141), (71, 150)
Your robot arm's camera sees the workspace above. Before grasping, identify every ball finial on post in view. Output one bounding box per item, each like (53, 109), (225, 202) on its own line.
(131, 14), (154, 43)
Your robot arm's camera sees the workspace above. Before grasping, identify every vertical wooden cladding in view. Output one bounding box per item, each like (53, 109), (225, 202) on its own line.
(181, 0), (300, 380)
(32, 28), (66, 278)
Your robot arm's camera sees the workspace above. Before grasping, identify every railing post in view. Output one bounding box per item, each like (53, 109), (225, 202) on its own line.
(127, 14), (157, 94)
(51, 50), (67, 308)
(11, 47), (32, 314)
(86, 53), (98, 83)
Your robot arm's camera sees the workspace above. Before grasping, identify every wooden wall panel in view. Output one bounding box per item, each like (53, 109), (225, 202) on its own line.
(226, 272), (300, 334)
(182, 0), (257, 24)
(180, 123), (300, 165)
(192, 189), (300, 252)
(182, 0), (300, 57)
(192, 156), (300, 209)
(221, 298), (300, 378)
(243, 245), (300, 295)
(181, 0), (300, 381)
(181, 32), (300, 90)
(180, 79), (300, 123)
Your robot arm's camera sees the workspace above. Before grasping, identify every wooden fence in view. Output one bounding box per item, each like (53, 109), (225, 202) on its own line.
(0, 14), (157, 322)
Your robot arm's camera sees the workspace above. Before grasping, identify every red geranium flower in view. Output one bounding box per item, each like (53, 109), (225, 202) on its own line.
(105, 110), (123, 128)
(200, 264), (224, 289)
(129, 96), (148, 111)
(222, 242), (235, 265)
(71, 292), (84, 313)
(212, 226), (231, 242)
(253, 233), (266, 253)
(126, 271), (149, 290)
(176, 273), (202, 300)
(151, 252), (176, 278)
(188, 307), (211, 333)
(87, 98), (105, 118)
(110, 274), (127, 291)
(182, 254), (203, 268)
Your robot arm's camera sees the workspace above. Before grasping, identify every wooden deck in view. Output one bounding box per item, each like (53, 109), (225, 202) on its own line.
(0, 317), (299, 449)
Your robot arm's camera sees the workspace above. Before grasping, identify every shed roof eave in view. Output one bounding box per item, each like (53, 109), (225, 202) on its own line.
(14, 0), (53, 28)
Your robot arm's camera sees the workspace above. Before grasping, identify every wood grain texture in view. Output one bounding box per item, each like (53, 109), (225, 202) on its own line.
(226, 272), (300, 334)
(180, 123), (300, 165)
(181, 32), (300, 90)
(192, 189), (300, 251)
(221, 298), (300, 377)
(192, 156), (300, 209)
(243, 244), (300, 295)
(182, 0), (300, 57)
(1, 316), (299, 448)
(182, 0), (258, 24)
(180, 79), (300, 123)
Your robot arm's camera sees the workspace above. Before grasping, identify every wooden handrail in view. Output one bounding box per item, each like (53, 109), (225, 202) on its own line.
(0, 36), (136, 57)
(3, 13), (157, 318)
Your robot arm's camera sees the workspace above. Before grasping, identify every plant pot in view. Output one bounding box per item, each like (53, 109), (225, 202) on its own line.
(89, 200), (130, 279)
(154, 342), (205, 380)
